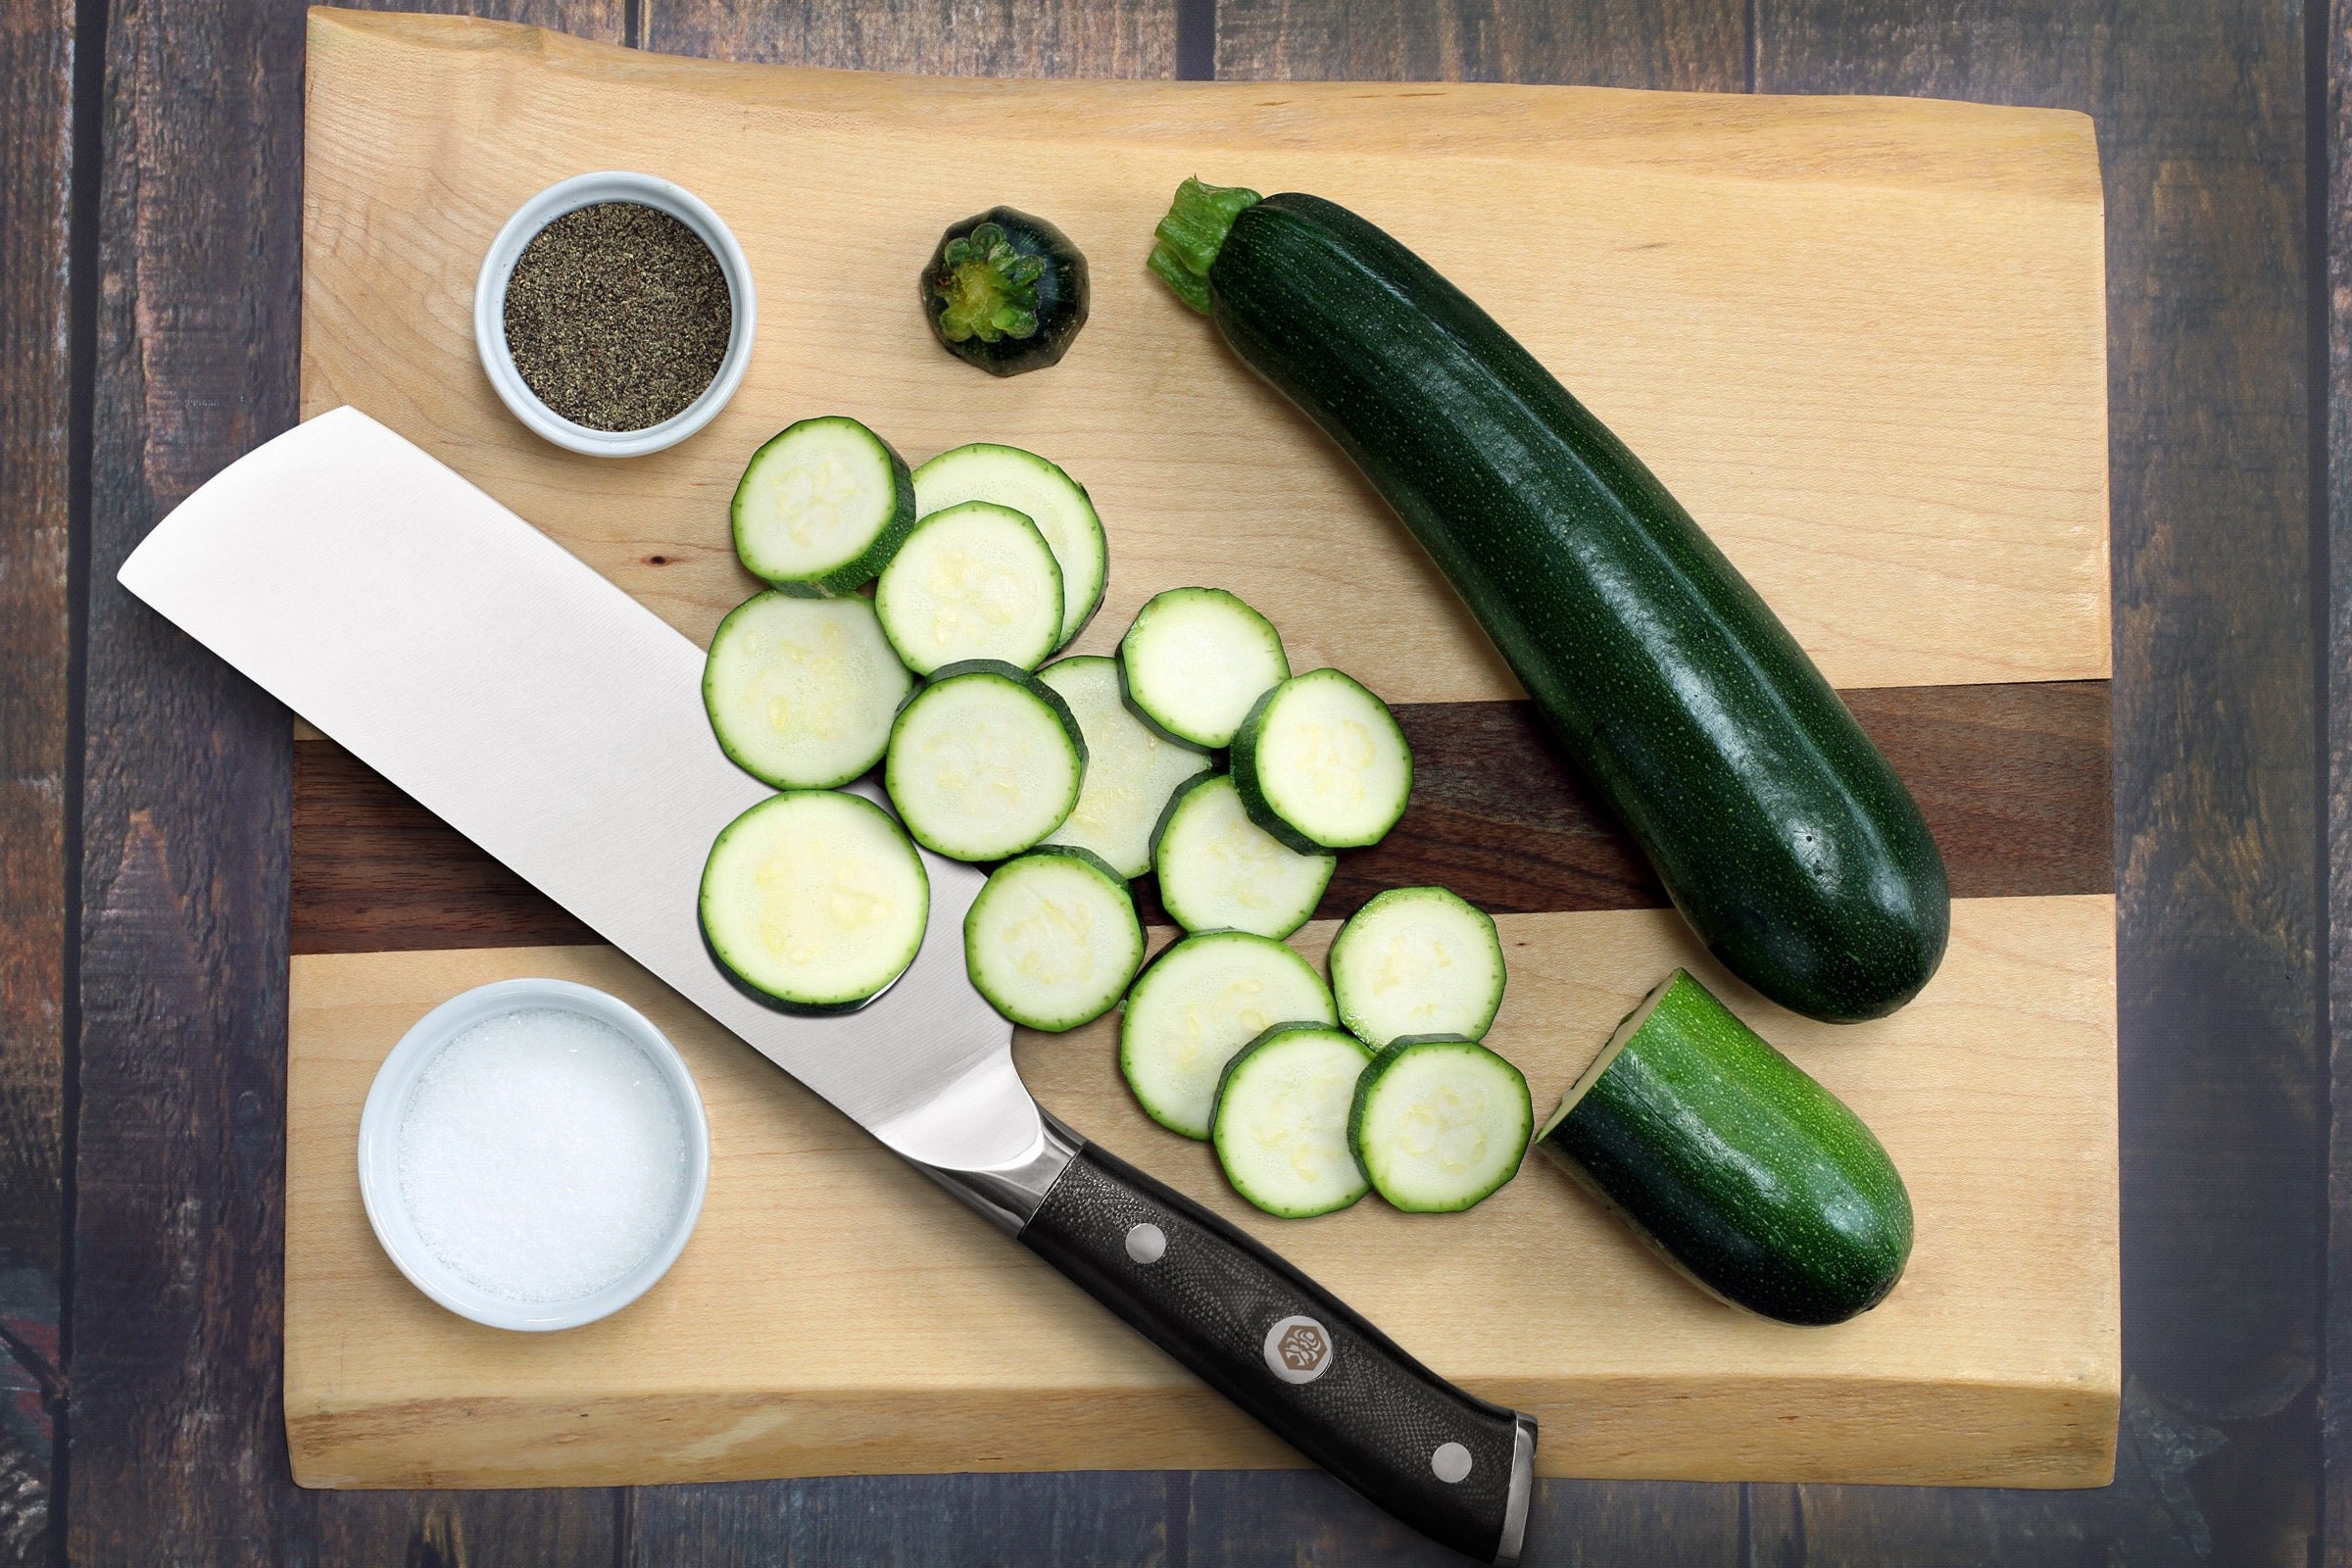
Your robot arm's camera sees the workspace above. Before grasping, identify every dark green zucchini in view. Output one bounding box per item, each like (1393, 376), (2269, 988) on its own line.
(1150, 179), (1948, 1022)
(922, 207), (1089, 376)
(1538, 969), (1912, 1325)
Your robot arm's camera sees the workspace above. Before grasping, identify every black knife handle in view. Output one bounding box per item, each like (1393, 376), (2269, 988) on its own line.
(1019, 1139), (1537, 1564)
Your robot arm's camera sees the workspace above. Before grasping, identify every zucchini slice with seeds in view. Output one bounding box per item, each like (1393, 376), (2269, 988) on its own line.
(964, 847), (1144, 1032)
(1232, 667), (1412, 851)
(885, 660), (1085, 861)
(1211, 1022), (1374, 1218)
(1119, 929), (1337, 1140)
(1328, 886), (1505, 1048)
(1036, 655), (1211, 878)
(1152, 772), (1333, 940)
(914, 444), (1107, 648)
(699, 790), (930, 1014)
(1118, 587), (1289, 749)
(1348, 1035), (1530, 1212)
(731, 416), (916, 596)
(875, 500), (1063, 675)
(703, 591), (912, 789)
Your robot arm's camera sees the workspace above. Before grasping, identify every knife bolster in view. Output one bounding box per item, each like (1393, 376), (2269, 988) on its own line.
(914, 1108), (1085, 1234)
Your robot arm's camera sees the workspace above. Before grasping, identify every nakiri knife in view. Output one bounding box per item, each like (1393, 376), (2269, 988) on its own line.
(120, 406), (1538, 1563)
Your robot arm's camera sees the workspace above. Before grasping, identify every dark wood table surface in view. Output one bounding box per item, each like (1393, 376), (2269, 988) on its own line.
(0, 0), (2333, 1561)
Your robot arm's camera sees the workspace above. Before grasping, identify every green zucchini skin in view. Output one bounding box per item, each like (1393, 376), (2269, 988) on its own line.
(1204, 193), (1948, 1023)
(1540, 970), (1912, 1325)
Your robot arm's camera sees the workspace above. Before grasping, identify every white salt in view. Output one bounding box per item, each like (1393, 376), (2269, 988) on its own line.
(397, 1006), (690, 1303)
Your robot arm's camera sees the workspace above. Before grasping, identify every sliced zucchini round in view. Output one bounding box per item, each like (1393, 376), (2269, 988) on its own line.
(1232, 667), (1412, 851)
(703, 591), (912, 790)
(1348, 1036), (1531, 1212)
(731, 416), (917, 595)
(885, 660), (1085, 861)
(1152, 772), (1334, 940)
(1118, 929), (1337, 1140)
(874, 500), (1064, 675)
(964, 846), (1144, 1032)
(1210, 1023), (1374, 1218)
(913, 444), (1107, 649)
(1035, 656), (1211, 878)
(698, 790), (930, 1013)
(1118, 587), (1289, 748)
(1328, 886), (1505, 1048)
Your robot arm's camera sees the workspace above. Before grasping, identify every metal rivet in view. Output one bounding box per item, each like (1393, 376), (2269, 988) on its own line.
(1124, 1222), (1167, 1264)
(1432, 1442), (1473, 1484)
(1262, 1315), (1335, 1384)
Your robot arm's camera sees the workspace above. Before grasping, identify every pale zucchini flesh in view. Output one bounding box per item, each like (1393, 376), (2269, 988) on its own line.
(1036, 656), (1210, 878)
(731, 416), (916, 595)
(1328, 886), (1505, 1048)
(964, 847), (1144, 1031)
(1348, 1036), (1531, 1212)
(703, 591), (912, 789)
(1211, 1023), (1374, 1218)
(875, 500), (1063, 674)
(1118, 587), (1290, 749)
(913, 444), (1107, 648)
(884, 662), (1085, 861)
(1152, 773), (1333, 940)
(1118, 930), (1337, 1139)
(1232, 667), (1412, 852)
(698, 790), (930, 1012)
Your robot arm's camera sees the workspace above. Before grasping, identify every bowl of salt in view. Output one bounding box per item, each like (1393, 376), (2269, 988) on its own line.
(357, 978), (710, 1332)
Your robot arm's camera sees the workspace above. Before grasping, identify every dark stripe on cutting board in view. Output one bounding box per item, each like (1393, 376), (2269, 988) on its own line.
(290, 681), (2114, 956)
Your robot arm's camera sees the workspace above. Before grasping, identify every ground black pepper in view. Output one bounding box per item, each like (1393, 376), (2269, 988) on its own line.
(502, 201), (732, 433)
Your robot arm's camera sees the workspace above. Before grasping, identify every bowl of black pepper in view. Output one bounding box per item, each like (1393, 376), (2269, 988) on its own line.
(474, 171), (756, 458)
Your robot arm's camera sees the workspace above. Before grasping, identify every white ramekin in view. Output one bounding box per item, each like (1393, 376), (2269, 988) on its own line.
(473, 171), (756, 459)
(356, 976), (711, 1332)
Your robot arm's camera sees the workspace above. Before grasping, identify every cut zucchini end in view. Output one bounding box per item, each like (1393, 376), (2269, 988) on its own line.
(1347, 1035), (1532, 1213)
(1118, 930), (1338, 1140)
(964, 846), (1144, 1032)
(1328, 884), (1507, 1048)
(1537, 968), (1682, 1143)
(730, 416), (916, 594)
(1210, 1021), (1374, 1218)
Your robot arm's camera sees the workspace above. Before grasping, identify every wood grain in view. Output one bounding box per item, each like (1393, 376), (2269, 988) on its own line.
(1758, 1), (2320, 1566)
(285, 897), (2118, 1491)
(301, 8), (2110, 701)
(71, 7), (632, 1568)
(289, 681), (2113, 955)
(2334, 0), (2352, 1552)
(1217, 0), (1747, 92)
(0, 1), (74, 1560)
(644, 0), (1181, 77)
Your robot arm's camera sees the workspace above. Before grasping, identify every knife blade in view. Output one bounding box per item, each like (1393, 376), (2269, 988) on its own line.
(121, 408), (1536, 1562)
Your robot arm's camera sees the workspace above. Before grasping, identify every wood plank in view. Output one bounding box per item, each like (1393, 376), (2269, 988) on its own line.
(1216, 0), (1747, 93)
(290, 680), (2112, 955)
(644, 0), (1181, 77)
(2333, 0), (2352, 1549)
(284, 897), (2118, 1491)
(0, 0), (74, 1558)
(1755, 0), (2320, 1565)
(301, 8), (2110, 703)
(73, 6), (631, 1566)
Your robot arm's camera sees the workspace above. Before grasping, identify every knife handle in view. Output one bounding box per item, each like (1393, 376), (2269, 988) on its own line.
(1017, 1137), (1537, 1564)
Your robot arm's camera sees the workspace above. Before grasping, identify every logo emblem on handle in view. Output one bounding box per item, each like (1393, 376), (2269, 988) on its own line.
(1262, 1314), (1334, 1384)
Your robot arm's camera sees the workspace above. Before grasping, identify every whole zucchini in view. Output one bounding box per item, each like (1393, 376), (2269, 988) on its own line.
(1539, 969), (1912, 1325)
(1151, 181), (1948, 1022)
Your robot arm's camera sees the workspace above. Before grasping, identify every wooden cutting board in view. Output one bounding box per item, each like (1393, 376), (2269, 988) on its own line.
(287, 9), (2117, 1492)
